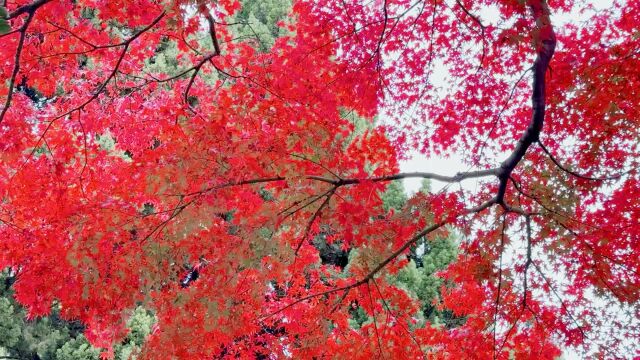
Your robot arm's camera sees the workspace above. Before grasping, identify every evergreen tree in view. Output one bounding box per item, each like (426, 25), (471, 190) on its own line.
(233, 0), (292, 52)
(390, 179), (463, 328)
(346, 180), (462, 330)
(380, 180), (407, 212)
(0, 270), (154, 360)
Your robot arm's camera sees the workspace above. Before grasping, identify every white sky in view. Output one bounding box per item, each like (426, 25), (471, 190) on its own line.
(399, 0), (615, 194)
(397, 1), (622, 358)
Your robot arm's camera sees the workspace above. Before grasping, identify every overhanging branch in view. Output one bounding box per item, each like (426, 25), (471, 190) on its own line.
(495, 0), (556, 204)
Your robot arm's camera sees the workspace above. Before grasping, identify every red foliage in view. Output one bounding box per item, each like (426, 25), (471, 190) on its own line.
(1, 0), (639, 358)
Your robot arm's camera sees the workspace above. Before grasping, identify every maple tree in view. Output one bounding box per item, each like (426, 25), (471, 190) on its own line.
(1, 0), (640, 358)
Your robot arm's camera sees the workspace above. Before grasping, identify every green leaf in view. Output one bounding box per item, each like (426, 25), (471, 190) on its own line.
(0, 19), (10, 35)
(0, 7), (9, 34)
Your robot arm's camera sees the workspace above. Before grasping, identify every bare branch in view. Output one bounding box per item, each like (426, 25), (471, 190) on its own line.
(495, 0), (556, 204)
(454, 0), (486, 70)
(538, 141), (629, 181)
(522, 215), (532, 309)
(532, 262), (588, 341)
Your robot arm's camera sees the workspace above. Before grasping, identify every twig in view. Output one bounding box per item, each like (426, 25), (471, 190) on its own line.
(294, 187), (336, 255)
(538, 141), (629, 181)
(0, 12), (34, 124)
(522, 215), (532, 309)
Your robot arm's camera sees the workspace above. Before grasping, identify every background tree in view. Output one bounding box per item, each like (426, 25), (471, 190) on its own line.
(0, 270), (154, 360)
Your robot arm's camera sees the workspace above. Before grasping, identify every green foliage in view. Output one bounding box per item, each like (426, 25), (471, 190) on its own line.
(112, 307), (155, 360)
(388, 180), (462, 327)
(124, 307), (154, 345)
(392, 235), (459, 327)
(234, 0), (292, 52)
(419, 179), (432, 194)
(0, 7), (10, 35)
(339, 108), (376, 148)
(145, 36), (180, 74)
(347, 303), (369, 329)
(380, 180), (407, 212)
(345, 181), (461, 329)
(0, 270), (155, 360)
(0, 298), (21, 349)
(55, 336), (100, 360)
(0, 270), (82, 359)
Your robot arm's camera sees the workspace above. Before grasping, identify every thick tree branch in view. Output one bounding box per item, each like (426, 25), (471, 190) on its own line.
(336, 169), (498, 185)
(495, 0), (556, 204)
(205, 13), (221, 55)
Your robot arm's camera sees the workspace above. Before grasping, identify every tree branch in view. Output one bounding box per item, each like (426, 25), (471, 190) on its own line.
(0, 0), (54, 124)
(538, 141), (628, 181)
(294, 187), (336, 255)
(180, 169), (497, 198)
(495, 0), (556, 204)
(522, 215), (532, 309)
(0, 11), (33, 125)
(184, 13), (221, 103)
(532, 262), (588, 341)
(336, 169), (498, 185)
(372, 278), (424, 355)
(6, 0), (51, 19)
(263, 220), (447, 319)
(454, 0), (486, 70)
(8, 12), (166, 177)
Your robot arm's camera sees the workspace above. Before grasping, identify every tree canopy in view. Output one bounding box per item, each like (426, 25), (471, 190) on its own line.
(1, 0), (640, 358)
